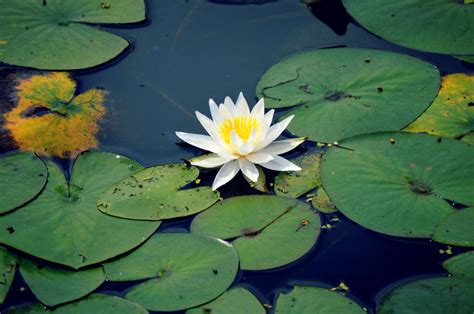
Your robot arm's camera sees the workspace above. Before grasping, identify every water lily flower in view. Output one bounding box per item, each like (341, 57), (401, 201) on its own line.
(176, 93), (305, 190)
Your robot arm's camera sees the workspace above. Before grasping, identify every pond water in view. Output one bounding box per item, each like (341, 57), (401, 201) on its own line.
(0, 0), (473, 313)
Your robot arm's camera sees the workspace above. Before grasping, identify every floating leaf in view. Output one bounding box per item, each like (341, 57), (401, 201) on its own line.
(432, 207), (474, 247)
(274, 151), (321, 198)
(405, 74), (474, 138)
(191, 195), (320, 270)
(97, 164), (219, 221)
(54, 294), (148, 314)
(256, 48), (440, 143)
(186, 287), (266, 314)
(461, 132), (474, 145)
(0, 152), (47, 214)
(377, 277), (474, 314)
(19, 258), (105, 307)
(275, 286), (365, 313)
(0, 151), (160, 269)
(0, 0), (146, 70)
(311, 187), (337, 213)
(104, 233), (239, 312)
(4, 72), (107, 158)
(0, 247), (16, 305)
(342, 0), (474, 55)
(457, 55), (474, 64)
(320, 132), (474, 238)
(443, 251), (474, 279)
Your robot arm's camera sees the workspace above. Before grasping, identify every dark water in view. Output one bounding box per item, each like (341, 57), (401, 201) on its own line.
(1, 0), (473, 312)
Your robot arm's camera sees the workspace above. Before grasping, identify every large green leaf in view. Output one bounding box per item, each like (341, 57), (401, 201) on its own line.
(186, 287), (266, 314)
(54, 294), (148, 314)
(432, 207), (474, 247)
(0, 247), (16, 305)
(19, 258), (105, 306)
(342, 0), (474, 55)
(275, 286), (365, 313)
(0, 152), (47, 214)
(0, 0), (145, 70)
(191, 195), (320, 270)
(104, 233), (239, 312)
(443, 251), (474, 279)
(377, 277), (474, 314)
(320, 132), (474, 238)
(256, 48), (440, 142)
(0, 151), (160, 269)
(97, 164), (219, 220)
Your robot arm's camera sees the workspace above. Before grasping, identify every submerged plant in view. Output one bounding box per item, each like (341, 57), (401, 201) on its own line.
(176, 93), (304, 190)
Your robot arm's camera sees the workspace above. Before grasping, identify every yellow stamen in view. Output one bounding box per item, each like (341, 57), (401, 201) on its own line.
(219, 116), (261, 144)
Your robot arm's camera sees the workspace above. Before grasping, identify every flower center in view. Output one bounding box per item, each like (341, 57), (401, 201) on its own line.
(219, 116), (261, 144)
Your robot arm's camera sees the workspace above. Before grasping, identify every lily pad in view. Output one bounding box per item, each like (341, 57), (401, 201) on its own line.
(274, 152), (322, 198)
(0, 0), (145, 70)
(97, 164), (219, 221)
(4, 72), (107, 158)
(443, 251), (474, 279)
(405, 74), (474, 138)
(461, 132), (474, 145)
(432, 207), (474, 247)
(0, 151), (160, 269)
(54, 294), (148, 314)
(191, 195), (320, 270)
(0, 247), (16, 305)
(377, 277), (474, 314)
(311, 187), (337, 214)
(104, 233), (239, 312)
(275, 286), (365, 313)
(457, 55), (474, 64)
(342, 0), (474, 55)
(320, 132), (474, 238)
(186, 287), (266, 314)
(256, 48), (440, 143)
(0, 152), (47, 214)
(19, 258), (105, 307)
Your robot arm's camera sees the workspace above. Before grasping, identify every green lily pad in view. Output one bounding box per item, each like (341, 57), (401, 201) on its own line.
(443, 251), (474, 279)
(377, 277), (474, 314)
(311, 187), (337, 214)
(97, 164), (219, 221)
(191, 195), (320, 270)
(54, 294), (148, 314)
(0, 151), (160, 269)
(461, 132), (474, 145)
(274, 152), (322, 198)
(275, 286), (365, 313)
(0, 152), (47, 214)
(342, 0), (474, 55)
(0, 247), (16, 305)
(0, 0), (145, 70)
(405, 74), (474, 138)
(320, 132), (474, 238)
(256, 48), (440, 143)
(19, 258), (105, 307)
(186, 287), (266, 314)
(457, 55), (474, 63)
(432, 207), (474, 247)
(104, 233), (239, 312)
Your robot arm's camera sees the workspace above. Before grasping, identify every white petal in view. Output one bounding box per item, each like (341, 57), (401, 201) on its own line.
(239, 141), (254, 156)
(246, 152), (274, 163)
(212, 160), (240, 190)
(223, 96), (236, 115)
(238, 158), (259, 182)
(190, 154), (229, 168)
(259, 137), (306, 155)
(255, 115), (294, 150)
(258, 155), (301, 171)
(230, 130), (243, 152)
(209, 99), (221, 124)
(251, 98), (265, 122)
(260, 109), (275, 139)
(195, 111), (221, 141)
(218, 103), (233, 121)
(235, 92), (250, 117)
(175, 132), (222, 153)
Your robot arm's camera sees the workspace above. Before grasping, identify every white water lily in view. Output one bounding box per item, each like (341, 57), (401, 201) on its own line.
(176, 93), (305, 190)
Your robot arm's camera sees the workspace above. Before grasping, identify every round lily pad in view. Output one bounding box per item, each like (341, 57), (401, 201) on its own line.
(320, 132), (474, 238)
(275, 286), (365, 313)
(0, 247), (16, 305)
(19, 258), (105, 307)
(54, 294), (147, 314)
(104, 233), (239, 312)
(377, 277), (474, 314)
(462, 132), (474, 145)
(191, 195), (320, 270)
(405, 74), (474, 138)
(256, 48), (440, 143)
(274, 152), (322, 199)
(311, 187), (337, 214)
(0, 151), (160, 269)
(432, 207), (474, 247)
(186, 287), (265, 314)
(0, 0), (145, 70)
(457, 55), (474, 64)
(0, 152), (47, 214)
(342, 0), (474, 55)
(443, 251), (474, 279)
(97, 164), (219, 221)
